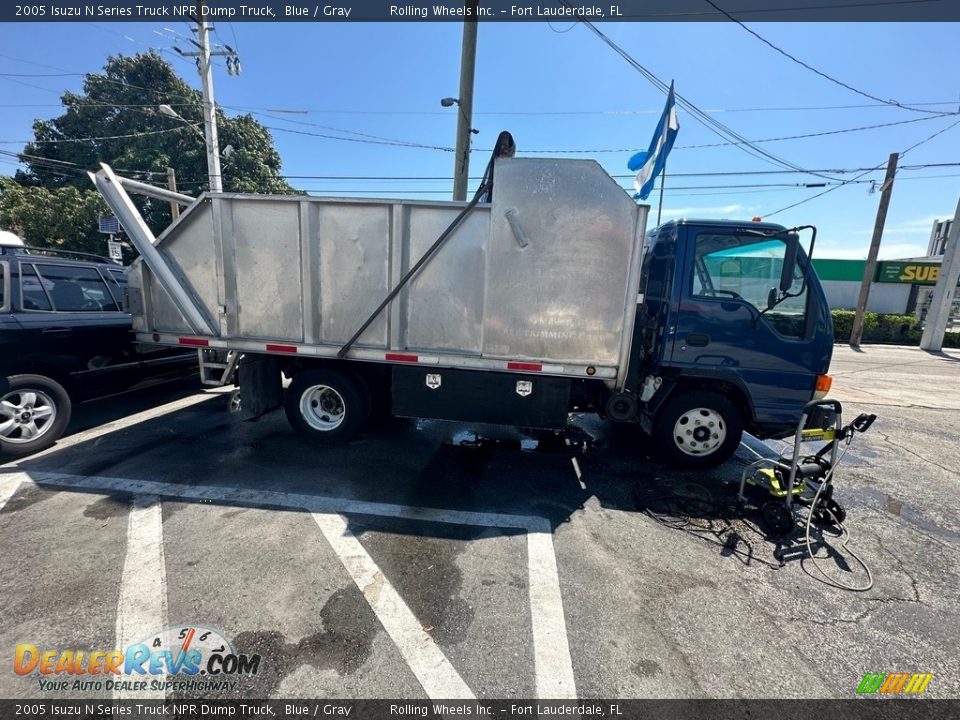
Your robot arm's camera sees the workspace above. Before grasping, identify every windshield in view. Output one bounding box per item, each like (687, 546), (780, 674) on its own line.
(692, 233), (808, 339)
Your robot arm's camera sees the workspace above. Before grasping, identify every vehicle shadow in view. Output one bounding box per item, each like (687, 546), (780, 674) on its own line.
(2, 394), (802, 568)
(65, 376), (205, 437)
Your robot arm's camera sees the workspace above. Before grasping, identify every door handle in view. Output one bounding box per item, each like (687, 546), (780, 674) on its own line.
(685, 333), (710, 347)
(42, 327), (73, 336)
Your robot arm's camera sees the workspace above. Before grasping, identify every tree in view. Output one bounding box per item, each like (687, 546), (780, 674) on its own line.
(2, 52), (292, 252)
(0, 178), (108, 255)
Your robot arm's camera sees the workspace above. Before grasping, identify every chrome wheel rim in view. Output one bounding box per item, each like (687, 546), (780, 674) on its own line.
(0, 389), (57, 444)
(673, 407), (726, 457)
(299, 384), (346, 431)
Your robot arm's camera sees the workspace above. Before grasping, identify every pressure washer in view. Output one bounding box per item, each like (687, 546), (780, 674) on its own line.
(737, 399), (876, 581)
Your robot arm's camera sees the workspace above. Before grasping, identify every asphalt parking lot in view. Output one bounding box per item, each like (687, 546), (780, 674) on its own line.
(1, 344), (958, 700)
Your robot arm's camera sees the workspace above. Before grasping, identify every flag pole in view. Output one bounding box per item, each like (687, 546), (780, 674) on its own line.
(656, 80), (674, 226)
(656, 156), (667, 226)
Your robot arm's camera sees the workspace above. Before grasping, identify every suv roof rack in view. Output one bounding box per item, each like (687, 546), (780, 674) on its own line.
(0, 244), (121, 265)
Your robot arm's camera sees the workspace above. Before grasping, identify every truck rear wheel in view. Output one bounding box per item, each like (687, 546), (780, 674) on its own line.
(653, 390), (742, 468)
(0, 374), (72, 457)
(284, 368), (369, 444)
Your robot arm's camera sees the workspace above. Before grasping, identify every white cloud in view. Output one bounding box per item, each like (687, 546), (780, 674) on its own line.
(817, 242), (927, 260)
(852, 214), (945, 236)
(659, 204), (751, 218)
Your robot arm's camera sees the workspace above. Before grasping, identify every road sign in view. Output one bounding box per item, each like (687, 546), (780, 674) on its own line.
(98, 215), (120, 235)
(107, 240), (123, 262)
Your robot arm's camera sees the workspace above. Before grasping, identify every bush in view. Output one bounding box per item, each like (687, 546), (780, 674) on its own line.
(831, 309), (960, 347)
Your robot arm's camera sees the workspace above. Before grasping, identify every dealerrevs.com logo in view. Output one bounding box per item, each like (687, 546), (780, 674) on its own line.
(857, 673), (934, 696)
(14, 625), (261, 694)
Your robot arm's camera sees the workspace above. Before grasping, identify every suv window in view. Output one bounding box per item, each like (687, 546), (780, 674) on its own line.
(20, 264), (53, 310)
(692, 233), (808, 339)
(0, 262), (8, 311)
(33, 263), (121, 312)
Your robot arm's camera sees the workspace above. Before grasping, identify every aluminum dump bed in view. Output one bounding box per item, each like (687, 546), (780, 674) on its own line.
(93, 157), (648, 385)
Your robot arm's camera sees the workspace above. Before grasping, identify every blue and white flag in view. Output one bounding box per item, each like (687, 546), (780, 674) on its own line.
(628, 83), (680, 200)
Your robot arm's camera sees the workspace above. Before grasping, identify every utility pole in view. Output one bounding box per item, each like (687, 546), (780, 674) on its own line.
(920, 195), (960, 351)
(196, 0), (222, 193)
(452, 0), (478, 202)
(850, 152), (898, 348)
(166, 167), (180, 221)
(176, 0), (240, 193)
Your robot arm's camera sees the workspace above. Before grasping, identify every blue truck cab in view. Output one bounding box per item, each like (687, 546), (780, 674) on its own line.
(626, 218), (834, 467)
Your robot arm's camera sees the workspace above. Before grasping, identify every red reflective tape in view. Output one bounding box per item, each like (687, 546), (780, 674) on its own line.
(266, 343), (298, 354)
(386, 352), (419, 363)
(507, 362), (543, 372)
(178, 337), (209, 347)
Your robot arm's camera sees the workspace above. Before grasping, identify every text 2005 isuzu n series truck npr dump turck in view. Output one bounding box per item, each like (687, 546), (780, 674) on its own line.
(91, 151), (834, 468)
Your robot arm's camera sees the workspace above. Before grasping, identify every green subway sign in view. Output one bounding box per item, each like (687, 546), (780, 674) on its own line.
(875, 261), (958, 286)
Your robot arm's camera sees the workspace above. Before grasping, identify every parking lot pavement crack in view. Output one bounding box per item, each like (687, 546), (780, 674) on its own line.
(876, 430), (956, 476)
(873, 536), (923, 606)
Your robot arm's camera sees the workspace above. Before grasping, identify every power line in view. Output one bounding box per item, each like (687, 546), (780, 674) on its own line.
(763, 116), (960, 217)
(8, 100), (957, 114)
(254, 111), (451, 149)
(674, 115), (943, 149)
(0, 127), (191, 145)
(264, 124), (454, 152)
(218, 100), (960, 116)
(703, 0), (956, 117)
(0, 53), (199, 103)
(5, 142), (956, 182)
(278, 163), (960, 181)
(567, 13), (844, 182)
(287, 175), (958, 194)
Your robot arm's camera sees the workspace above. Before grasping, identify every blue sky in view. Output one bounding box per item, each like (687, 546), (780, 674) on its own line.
(1, 20), (958, 258)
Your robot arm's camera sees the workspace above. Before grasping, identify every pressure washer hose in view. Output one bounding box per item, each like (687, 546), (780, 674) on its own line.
(801, 439), (874, 592)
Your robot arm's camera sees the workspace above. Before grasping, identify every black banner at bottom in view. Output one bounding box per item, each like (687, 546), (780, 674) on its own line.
(2, 699), (958, 720)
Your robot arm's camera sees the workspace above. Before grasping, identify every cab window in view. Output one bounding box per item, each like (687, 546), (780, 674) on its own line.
(33, 263), (120, 312)
(692, 233), (808, 339)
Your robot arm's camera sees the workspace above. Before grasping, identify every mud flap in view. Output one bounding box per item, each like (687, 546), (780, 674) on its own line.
(238, 354), (283, 421)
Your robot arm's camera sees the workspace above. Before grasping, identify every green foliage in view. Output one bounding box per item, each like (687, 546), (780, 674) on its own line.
(831, 309), (960, 347)
(2, 52), (292, 252)
(0, 178), (108, 255)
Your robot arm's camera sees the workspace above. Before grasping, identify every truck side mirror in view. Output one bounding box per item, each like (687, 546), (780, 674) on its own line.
(780, 234), (799, 292)
(767, 287), (778, 310)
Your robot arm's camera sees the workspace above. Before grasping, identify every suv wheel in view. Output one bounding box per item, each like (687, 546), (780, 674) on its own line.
(0, 374), (72, 457)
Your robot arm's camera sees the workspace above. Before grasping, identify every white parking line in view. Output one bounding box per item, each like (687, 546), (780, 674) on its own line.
(312, 511), (475, 700)
(571, 457), (586, 490)
(527, 531), (577, 698)
(114, 496), (168, 700)
(1, 469), (577, 699)
(0, 478), (20, 512)
(0, 389), (229, 470)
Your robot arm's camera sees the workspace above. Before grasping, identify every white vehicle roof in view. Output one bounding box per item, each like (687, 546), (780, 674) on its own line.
(0, 229), (25, 247)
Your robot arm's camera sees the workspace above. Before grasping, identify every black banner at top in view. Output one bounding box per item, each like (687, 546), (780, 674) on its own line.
(2, 699), (960, 720)
(3, 0), (960, 23)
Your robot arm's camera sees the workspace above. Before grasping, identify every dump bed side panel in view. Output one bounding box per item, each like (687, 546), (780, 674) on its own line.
(123, 158), (646, 380)
(485, 158), (640, 365)
(404, 205), (488, 354)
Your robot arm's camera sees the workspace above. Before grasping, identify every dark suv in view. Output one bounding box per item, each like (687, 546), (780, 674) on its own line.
(0, 243), (196, 456)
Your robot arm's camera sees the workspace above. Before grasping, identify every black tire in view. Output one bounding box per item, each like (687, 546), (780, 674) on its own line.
(0, 374), (72, 457)
(284, 368), (370, 444)
(653, 390), (743, 468)
(763, 501), (795, 536)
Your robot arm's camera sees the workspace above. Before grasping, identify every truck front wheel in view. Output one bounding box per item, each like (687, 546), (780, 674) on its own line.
(284, 368), (369, 444)
(653, 390), (743, 468)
